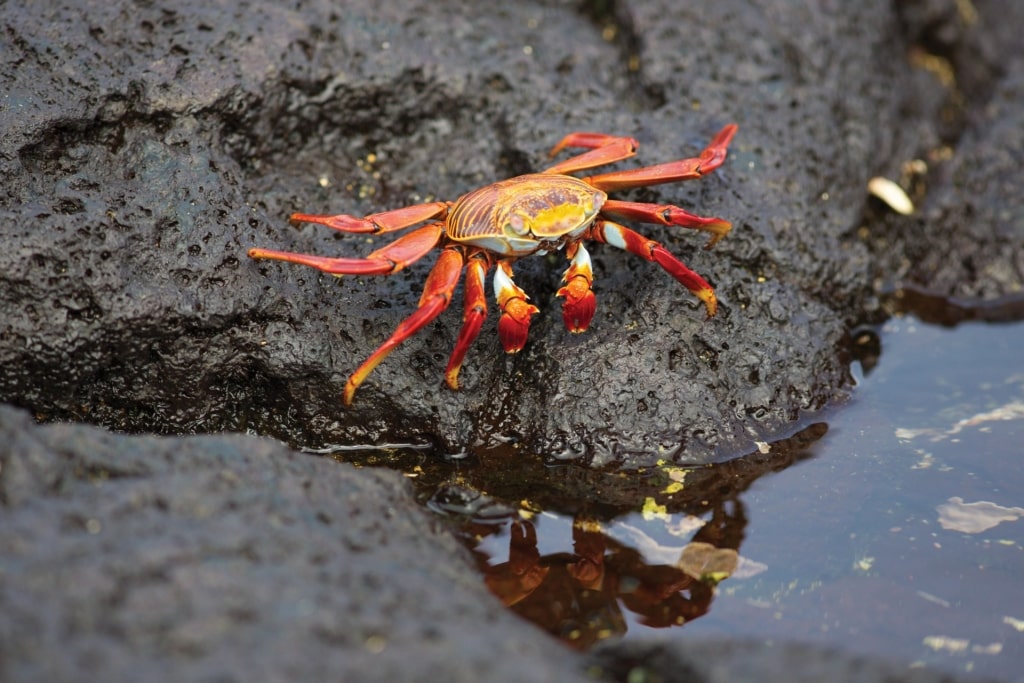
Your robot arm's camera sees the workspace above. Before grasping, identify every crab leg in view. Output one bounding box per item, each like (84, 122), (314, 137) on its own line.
(543, 133), (640, 175)
(601, 199), (732, 248)
(248, 223), (444, 275)
(343, 246), (465, 405)
(493, 260), (539, 353)
(589, 220), (718, 318)
(444, 251), (490, 390)
(583, 124), (737, 192)
(557, 242), (597, 332)
(291, 201), (449, 234)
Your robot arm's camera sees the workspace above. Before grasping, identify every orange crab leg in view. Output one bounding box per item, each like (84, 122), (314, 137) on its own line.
(248, 223), (444, 275)
(583, 124), (737, 192)
(557, 242), (597, 332)
(444, 252), (490, 390)
(344, 246), (465, 405)
(291, 201), (449, 234)
(543, 133), (640, 175)
(601, 199), (732, 249)
(589, 220), (718, 318)
(493, 260), (539, 353)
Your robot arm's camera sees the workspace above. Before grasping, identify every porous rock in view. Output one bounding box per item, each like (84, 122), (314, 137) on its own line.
(0, 0), (924, 466)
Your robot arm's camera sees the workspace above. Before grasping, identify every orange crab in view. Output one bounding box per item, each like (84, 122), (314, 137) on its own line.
(249, 124), (738, 405)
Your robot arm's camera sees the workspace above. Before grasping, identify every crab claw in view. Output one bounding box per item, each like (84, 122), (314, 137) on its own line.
(498, 298), (539, 352)
(557, 243), (596, 333)
(494, 263), (538, 353)
(559, 280), (596, 332)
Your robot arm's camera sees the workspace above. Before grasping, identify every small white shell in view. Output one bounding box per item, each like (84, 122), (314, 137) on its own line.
(868, 176), (914, 215)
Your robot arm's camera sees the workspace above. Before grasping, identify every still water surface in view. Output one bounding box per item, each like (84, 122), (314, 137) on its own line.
(467, 313), (1024, 681)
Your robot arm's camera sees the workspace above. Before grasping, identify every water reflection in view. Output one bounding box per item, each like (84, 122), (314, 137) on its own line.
(471, 508), (738, 648)
(334, 421), (827, 647)
(887, 284), (1024, 326)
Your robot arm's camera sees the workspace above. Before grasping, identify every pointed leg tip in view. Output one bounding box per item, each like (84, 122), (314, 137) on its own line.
(691, 284), (718, 319)
(703, 235), (725, 250)
(248, 247), (280, 261)
(343, 380), (358, 407)
(703, 297), (718, 319)
(700, 221), (732, 250)
(444, 370), (461, 391)
(290, 212), (362, 231)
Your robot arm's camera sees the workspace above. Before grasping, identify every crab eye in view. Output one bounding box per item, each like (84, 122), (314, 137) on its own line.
(508, 214), (528, 235)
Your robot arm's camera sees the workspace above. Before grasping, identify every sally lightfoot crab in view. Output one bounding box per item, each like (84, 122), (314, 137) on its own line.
(249, 124), (738, 405)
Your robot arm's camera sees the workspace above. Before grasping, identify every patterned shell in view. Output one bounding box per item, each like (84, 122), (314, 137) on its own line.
(446, 173), (607, 256)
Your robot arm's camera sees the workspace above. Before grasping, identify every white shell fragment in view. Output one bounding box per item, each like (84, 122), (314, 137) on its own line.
(868, 176), (915, 215)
